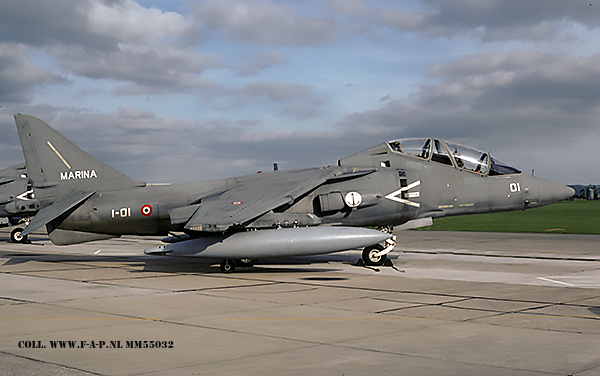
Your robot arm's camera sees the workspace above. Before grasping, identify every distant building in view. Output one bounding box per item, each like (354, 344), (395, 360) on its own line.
(569, 185), (598, 200)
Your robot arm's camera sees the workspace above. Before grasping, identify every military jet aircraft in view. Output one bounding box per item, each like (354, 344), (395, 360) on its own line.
(0, 162), (40, 242)
(13, 114), (574, 272)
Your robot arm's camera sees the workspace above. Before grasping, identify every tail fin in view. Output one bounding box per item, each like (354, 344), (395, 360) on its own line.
(14, 114), (145, 198)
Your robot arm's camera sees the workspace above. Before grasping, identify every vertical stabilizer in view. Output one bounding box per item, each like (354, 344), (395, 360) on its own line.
(14, 114), (145, 198)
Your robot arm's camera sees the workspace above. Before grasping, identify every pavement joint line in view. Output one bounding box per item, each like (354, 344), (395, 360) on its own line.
(498, 312), (600, 320)
(290, 282), (596, 306)
(375, 302), (450, 314)
(34, 301), (449, 349)
(228, 316), (437, 321)
(0, 296), (34, 304)
(401, 250), (600, 263)
(0, 273), (170, 292)
(2, 269), (233, 293)
(441, 304), (536, 315)
(329, 341), (558, 375)
(172, 281), (281, 293)
(5, 271), (169, 283)
(0, 316), (160, 321)
(3, 265), (96, 274)
(0, 350), (102, 376)
(131, 342), (324, 376)
(167, 336), (549, 376)
(6, 266), (599, 311)
(40, 300), (175, 323)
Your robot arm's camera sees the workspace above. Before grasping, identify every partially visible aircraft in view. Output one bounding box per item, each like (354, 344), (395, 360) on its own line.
(0, 162), (39, 242)
(13, 114), (574, 272)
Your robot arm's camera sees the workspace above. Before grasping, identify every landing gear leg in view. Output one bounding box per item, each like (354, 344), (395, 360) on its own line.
(220, 259), (235, 273)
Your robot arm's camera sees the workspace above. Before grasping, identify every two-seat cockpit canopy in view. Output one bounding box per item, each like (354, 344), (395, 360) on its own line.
(387, 138), (521, 176)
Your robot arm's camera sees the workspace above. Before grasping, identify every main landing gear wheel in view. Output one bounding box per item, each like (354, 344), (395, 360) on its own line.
(362, 244), (387, 266)
(220, 259), (235, 273)
(234, 258), (256, 267)
(10, 227), (28, 244)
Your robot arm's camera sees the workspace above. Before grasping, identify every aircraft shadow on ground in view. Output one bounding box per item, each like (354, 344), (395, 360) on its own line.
(0, 247), (347, 275)
(589, 307), (600, 317)
(1, 231), (378, 275)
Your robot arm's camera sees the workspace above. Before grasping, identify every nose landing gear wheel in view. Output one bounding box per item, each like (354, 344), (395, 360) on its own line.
(362, 244), (387, 266)
(10, 228), (28, 244)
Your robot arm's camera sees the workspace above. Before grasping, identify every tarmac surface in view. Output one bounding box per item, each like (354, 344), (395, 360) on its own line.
(1, 227), (599, 375)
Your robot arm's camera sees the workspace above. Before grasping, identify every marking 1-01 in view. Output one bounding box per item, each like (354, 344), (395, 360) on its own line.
(112, 207), (131, 218)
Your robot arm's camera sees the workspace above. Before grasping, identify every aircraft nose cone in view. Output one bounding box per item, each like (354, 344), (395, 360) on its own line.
(538, 179), (574, 205)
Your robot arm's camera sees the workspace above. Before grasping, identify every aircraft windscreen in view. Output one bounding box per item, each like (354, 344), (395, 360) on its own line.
(388, 139), (431, 159)
(444, 141), (489, 174)
(489, 156), (522, 176)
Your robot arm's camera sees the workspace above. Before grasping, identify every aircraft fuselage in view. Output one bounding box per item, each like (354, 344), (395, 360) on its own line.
(51, 141), (571, 239)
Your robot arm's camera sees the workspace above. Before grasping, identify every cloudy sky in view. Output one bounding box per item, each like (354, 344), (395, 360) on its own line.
(1, 0), (599, 184)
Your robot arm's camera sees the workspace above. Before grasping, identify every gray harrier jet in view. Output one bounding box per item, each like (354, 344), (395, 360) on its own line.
(13, 114), (573, 272)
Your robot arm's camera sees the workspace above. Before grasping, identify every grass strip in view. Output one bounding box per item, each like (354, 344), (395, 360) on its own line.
(418, 200), (600, 234)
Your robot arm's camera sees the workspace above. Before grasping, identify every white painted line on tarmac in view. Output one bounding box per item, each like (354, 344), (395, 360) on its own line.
(537, 277), (575, 287)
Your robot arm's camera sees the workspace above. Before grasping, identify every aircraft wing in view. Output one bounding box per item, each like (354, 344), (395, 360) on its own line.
(22, 191), (96, 236)
(184, 167), (337, 232)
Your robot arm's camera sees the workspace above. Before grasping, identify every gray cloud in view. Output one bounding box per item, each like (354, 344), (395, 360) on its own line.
(0, 0), (222, 96)
(0, 107), (352, 183)
(335, 50), (600, 180)
(224, 81), (328, 119)
(328, 0), (600, 42)
(423, 0), (600, 41)
(49, 44), (221, 94)
(194, 0), (340, 46)
(0, 0), (326, 111)
(0, 43), (64, 103)
(424, 50), (600, 114)
(234, 51), (289, 76)
(0, 0), (105, 48)
(1, 0), (598, 186)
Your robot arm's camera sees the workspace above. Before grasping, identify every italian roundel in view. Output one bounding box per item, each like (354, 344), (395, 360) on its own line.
(141, 204), (153, 216)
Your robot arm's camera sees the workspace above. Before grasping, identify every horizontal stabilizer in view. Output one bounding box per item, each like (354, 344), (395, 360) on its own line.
(22, 191), (96, 236)
(0, 162), (26, 186)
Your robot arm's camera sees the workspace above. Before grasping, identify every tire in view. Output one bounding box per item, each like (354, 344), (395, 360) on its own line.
(234, 258), (256, 267)
(220, 260), (235, 273)
(362, 244), (387, 266)
(10, 228), (27, 243)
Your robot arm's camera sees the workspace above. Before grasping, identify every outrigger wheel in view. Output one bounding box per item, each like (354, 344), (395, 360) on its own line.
(362, 244), (387, 266)
(10, 227), (28, 244)
(220, 259), (235, 273)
